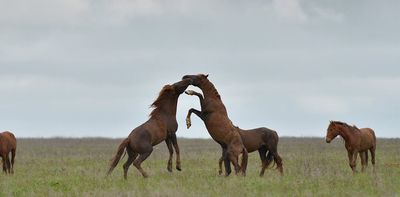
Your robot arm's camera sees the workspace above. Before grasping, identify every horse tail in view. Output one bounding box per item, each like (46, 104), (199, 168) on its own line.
(107, 138), (129, 176)
(240, 147), (248, 175)
(265, 151), (276, 169)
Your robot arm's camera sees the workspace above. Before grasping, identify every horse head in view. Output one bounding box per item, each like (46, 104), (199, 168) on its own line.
(326, 121), (340, 143)
(182, 74), (209, 86)
(172, 78), (192, 95)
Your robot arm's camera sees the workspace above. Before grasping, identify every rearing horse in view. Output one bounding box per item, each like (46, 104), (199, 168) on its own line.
(0, 131), (17, 174)
(325, 121), (376, 173)
(183, 74), (248, 175)
(107, 78), (192, 178)
(185, 90), (283, 176)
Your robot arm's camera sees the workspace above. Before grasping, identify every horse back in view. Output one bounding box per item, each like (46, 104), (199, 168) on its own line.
(0, 131), (17, 153)
(359, 128), (376, 149)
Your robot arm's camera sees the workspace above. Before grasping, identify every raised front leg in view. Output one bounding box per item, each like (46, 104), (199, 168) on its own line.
(186, 108), (203, 129)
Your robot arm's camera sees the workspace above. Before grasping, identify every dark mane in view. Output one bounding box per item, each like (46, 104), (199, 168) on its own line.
(150, 85), (174, 117)
(331, 121), (359, 132)
(203, 78), (221, 99)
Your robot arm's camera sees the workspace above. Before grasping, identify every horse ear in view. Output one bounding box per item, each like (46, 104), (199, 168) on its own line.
(205, 74), (209, 78)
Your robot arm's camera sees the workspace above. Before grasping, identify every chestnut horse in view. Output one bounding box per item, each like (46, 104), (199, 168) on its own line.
(107, 78), (192, 178)
(183, 74), (248, 175)
(0, 131), (17, 174)
(185, 90), (283, 176)
(325, 121), (376, 173)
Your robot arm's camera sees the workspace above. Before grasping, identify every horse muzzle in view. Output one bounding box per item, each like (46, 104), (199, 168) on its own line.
(325, 138), (331, 143)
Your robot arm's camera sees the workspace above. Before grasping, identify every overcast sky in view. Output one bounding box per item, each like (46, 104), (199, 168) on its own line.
(1, 0), (399, 138)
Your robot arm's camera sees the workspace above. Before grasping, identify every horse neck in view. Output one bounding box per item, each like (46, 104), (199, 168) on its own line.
(198, 79), (221, 100)
(151, 95), (179, 119)
(337, 125), (355, 142)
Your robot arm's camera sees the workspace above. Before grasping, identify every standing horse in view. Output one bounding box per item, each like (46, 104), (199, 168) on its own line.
(325, 121), (376, 173)
(185, 90), (283, 176)
(0, 131), (17, 174)
(183, 74), (248, 175)
(107, 78), (192, 178)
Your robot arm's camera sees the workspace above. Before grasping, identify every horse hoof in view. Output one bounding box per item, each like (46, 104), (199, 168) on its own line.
(176, 166), (182, 171)
(185, 90), (194, 95)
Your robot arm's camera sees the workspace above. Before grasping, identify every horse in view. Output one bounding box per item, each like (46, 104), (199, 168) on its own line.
(0, 131), (17, 174)
(107, 78), (192, 178)
(182, 74), (248, 176)
(185, 90), (283, 176)
(325, 121), (376, 173)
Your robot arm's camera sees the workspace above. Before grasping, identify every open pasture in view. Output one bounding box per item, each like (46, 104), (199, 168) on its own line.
(1, 137), (399, 196)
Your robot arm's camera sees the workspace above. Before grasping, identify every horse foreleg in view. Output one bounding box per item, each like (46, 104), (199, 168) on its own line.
(186, 108), (203, 129)
(170, 133), (181, 171)
(165, 137), (174, 172)
(347, 151), (357, 173)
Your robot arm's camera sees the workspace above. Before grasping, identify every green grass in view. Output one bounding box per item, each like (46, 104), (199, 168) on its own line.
(1, 137), (399, 196)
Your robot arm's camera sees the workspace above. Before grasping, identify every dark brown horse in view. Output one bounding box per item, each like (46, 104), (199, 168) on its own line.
(183, 74), (248, 175)
(0, 131), (17, 174)
(326, 121), (376, 173)
(107, 78), (192, 178)
(185, 90), (283, 176)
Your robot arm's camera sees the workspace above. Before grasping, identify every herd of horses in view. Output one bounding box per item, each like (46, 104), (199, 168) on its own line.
(1, 74), (377, 178)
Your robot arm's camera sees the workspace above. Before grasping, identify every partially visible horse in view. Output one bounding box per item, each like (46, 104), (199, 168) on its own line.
(107, 78), (192, 178)
(325, 121), (376, 173)
(0, 131), (17, 174)
(185, 90), (283, 176)
(183, 74), (248, 176)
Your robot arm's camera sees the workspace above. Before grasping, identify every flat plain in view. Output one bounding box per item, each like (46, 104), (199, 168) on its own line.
(0, 137), (399, 196)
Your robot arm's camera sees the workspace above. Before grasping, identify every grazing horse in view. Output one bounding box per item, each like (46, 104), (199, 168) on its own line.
(107, 78), (192, 178)
(183, 74), (248, 176)
(0, 131), (17, 174)
(185, 90), (283, 176)
(325, 121), (376, 173)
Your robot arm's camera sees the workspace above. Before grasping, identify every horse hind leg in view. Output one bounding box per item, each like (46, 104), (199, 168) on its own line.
(273, 151), (283, 175)
(258, 147), (268, 177)
(165, 137), (174, 172)
(222, 147), (231, 176)
(218, 156), (224, 175)
(170, 133), (182, 171)
(11, 149), (16, 174)
(5, 154), (11, 174)
(360, 151), (367, 172)
(123, 147), (137, 180)
(133, 147), (153, 178)
(370, 146), (376, 173)
(227, 151), (240, 175)
(1, 155), (6, 173)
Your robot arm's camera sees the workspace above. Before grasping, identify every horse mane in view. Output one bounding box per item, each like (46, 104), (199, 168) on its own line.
(149, 85), (174, 117)
(202, 77), (221, 99)
(331, 121), (360, 133)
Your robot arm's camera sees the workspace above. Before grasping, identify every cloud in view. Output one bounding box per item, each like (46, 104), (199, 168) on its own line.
(272, 0), (308, 22)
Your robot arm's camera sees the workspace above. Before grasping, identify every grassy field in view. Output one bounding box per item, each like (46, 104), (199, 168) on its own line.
(0, 137), (399, 196)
